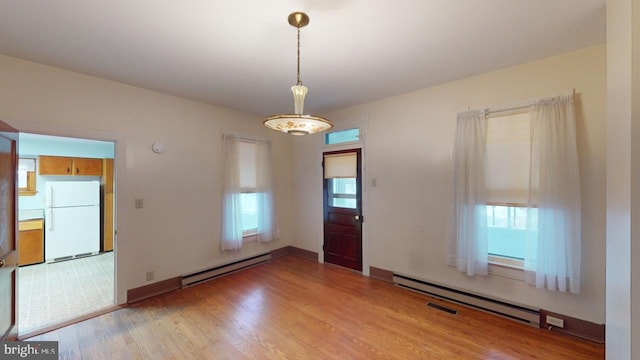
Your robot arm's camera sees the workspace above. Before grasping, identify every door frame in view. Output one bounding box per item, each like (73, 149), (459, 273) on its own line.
(8, 119), (127, 307)
(323, 148), (363, 271)
(0, 119), (18, 340)
(318, 116), (369, 276)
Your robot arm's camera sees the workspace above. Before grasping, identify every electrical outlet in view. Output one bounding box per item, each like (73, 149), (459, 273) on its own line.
(135, 199), (144, 209)
(546, 315), (565, 328)
(146, 271), (154, 281)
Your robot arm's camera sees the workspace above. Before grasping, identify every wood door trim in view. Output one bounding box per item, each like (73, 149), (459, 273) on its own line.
(18, 305), (127, 341)
(370, 266), (394, 282)
(0, 122), (18, 341)
(127, 277), (182, 304)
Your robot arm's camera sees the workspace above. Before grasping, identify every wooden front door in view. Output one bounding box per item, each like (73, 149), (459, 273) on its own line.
(0, 119), (18, 340)
(323, 149), (362, 271)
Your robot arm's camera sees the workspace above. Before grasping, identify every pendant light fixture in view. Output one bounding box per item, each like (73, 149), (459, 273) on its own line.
(263, 12), (333, 136)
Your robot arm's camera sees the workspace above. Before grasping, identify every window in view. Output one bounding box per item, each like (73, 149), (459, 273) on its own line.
(485, 112), (531, 266)
(451, 96), (581, 292)
(328, 178), (357, 209)
(221, 135), (277, 250)
(486, 204), (538, 263)
(324, 151), (357, 209)
(325, 128), (360, 145)
(239, 193), (258, 236)
(18, 158), (37, 196)
(238, 140), (258, 239)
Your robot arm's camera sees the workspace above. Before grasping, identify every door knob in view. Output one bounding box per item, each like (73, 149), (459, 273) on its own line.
(0, 259), (5, 268)
(354, 215), (360, 221)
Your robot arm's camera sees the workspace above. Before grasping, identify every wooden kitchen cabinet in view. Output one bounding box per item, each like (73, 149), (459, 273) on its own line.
(101, 158), (114, 252)
(73, 157), (103, 175)
(18, 219), (44, 266)
(39, 156), (72, 175)
(39, 155), (102, 176)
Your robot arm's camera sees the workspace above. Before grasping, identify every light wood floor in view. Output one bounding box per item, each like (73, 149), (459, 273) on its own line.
(27, 255), (604, 359)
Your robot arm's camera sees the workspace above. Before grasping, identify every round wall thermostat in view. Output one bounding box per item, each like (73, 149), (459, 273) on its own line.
(152, 142), (166, 154)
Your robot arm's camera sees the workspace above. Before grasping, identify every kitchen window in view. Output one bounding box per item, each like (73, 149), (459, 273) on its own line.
(18, 158), (37, 196)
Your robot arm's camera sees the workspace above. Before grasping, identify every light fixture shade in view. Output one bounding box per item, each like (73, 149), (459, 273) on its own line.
(264, 12), (333, 136)
(263, 114), (333, 136)
(291, 85), (308, 114)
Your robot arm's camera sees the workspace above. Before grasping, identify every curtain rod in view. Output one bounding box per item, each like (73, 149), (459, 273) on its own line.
(485, 104), (531, 118)
(479, 89), (575, 118)
(222, 132), (269, 143)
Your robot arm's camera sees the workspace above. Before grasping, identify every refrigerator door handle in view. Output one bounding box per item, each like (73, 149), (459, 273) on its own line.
(45, 186), (53, 208)
(47, 209), (53, 230)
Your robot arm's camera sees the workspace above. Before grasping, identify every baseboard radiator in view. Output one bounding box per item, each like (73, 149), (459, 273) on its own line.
(181, 253), (271, 288)
(393, 274), (540, 327)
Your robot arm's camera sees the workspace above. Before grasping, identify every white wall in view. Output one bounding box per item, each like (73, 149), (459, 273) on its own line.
(0, 44), (608, 325)
(633, 2), (640, 355)
(605, 0), (640, 358)
(0, 55), (294, 304)
(291, 45), (606, 324)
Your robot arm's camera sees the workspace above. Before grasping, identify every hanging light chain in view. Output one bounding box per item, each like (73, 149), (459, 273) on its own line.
(296, 27), (302, 86)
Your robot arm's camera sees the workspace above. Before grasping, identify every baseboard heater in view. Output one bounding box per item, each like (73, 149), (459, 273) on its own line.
(181, 253), (271, 288)
(393, 274), (540, 327)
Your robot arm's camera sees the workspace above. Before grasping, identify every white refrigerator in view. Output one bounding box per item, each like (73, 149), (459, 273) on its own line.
(45, 180), (100, 262)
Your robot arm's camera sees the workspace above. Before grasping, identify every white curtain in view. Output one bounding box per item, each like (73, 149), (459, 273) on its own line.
(221, 134), (243, 250)
(254, 140), (278, 243)
(448, 110), (489, 276)
(221, 134), (278, 251)
(525, 95), (581, 293)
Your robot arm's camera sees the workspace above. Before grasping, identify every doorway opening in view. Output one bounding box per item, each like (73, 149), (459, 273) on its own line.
(17, 133), (115, 335)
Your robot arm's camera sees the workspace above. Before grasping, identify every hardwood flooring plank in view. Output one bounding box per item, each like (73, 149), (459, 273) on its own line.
(25, 255), (604, 359)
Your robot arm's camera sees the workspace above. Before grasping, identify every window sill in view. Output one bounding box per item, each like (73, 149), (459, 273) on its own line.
(488, 255), (523, 268)
(243, 232), (258, 244)
(488, 256), (524, 281)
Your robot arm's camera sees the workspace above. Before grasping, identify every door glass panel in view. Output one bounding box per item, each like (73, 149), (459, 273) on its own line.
(329, 178), (356, 209)
(324, 153), (357, 179)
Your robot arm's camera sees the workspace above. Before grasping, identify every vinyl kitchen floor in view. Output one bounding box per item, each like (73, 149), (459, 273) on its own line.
(18, 252), (114, 334)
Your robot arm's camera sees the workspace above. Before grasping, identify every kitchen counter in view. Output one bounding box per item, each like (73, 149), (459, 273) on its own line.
(19, 209), (44, 221)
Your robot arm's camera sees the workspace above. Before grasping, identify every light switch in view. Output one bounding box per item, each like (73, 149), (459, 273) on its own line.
(135, 199), (144, 209)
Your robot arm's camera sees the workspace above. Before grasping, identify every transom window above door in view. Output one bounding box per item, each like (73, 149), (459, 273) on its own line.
(325, 128), (360, 145)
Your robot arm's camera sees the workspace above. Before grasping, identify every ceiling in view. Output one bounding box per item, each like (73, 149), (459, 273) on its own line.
(0, 1), (606, 117)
